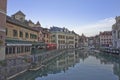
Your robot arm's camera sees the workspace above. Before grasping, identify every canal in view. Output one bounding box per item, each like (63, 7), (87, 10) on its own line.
(10, 49), (120, 80)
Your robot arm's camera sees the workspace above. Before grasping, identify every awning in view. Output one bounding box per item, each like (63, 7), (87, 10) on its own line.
(7, 44), (32, 46)
(5, 38), (46, 47)
(6, 39), (32, 46)
(32, 42), (46, 46)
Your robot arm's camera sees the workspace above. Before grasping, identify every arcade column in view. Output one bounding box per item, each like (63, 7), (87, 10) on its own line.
(0, 0), (7, 60)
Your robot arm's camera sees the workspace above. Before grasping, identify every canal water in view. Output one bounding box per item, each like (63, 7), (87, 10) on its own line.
(11, 50), (120, 80)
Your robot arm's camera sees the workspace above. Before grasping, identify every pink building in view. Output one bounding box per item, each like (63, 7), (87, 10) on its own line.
(99, 31), (112, 47)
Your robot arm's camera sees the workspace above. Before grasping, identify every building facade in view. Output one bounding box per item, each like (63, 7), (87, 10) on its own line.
(32, 24), (51, 44)
(94, 35), (100, 48)
(74, 33), (79, 48)
(5, 11), (39, 58)
(99, 31), (112, 47)
(88, 37), (94, 47)
(32, 21), (44, 42)
(0, 0), (7, 60)
(79, 34), (88, 47)
(42, 28), (51, 44)
(50, 26), (75, 49)
(112, 16), (120, 48)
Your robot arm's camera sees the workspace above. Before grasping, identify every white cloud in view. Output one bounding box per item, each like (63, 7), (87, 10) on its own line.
(70, 17), (115, 37)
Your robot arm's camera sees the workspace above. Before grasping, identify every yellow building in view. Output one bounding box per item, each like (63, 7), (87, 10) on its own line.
(5, 11), (39, 58)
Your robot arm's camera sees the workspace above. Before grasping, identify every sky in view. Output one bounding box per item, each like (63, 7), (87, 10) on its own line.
(7, 0), (120, 36)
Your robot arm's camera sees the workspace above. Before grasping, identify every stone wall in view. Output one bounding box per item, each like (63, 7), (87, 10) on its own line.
(0, 58), (30, 80)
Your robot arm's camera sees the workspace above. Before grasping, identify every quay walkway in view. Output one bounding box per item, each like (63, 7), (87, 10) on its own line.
(100, 47), (120, 55)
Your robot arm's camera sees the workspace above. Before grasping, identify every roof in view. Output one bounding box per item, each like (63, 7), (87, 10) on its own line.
(50, 26), (63, 31)
(6, 16), (39, 32)
(100, 31), (112, 35)
(32, 27), (43, 31)
(12, 11), (25, 16)
(28, 20), (34, 24)
(36, 21), (41, 27)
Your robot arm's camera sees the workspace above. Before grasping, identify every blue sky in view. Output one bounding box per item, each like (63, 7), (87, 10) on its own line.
(7, 0), (120, 36)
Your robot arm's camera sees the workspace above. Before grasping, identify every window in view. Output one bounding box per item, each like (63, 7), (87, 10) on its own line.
(19, 31), (23, 37)
(47, 34), (49, 38)
(25, 47), (27, 52)
(20, 17), (24, 21)
(52, 35), (55, 37)
(13, 30), (18, 37)
(13, 47), (15, 54)
(113, 30), (116, 34)
(9, 47), (12, 54)
(6, 28), (8, 35)
(6, 47), (9, 55)
(17, 47), (20, 53)
(118, 30), (120, 39)
(44, 34), (45, 37)
(52, 40), (56, 43)
(17, 47), (19, 53)
(25, 46), (30, 52)
(21, 46), (24, 53)
(30, 34), (37, 39)
(25, 32), (29, 38)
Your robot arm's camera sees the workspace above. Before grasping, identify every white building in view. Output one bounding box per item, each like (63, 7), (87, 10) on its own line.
(50, 27), (75, 49)
(112, 16), (120, 48)
(75, 34), (79, 48)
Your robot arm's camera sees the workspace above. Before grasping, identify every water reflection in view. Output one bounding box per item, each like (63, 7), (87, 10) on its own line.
(11, 50), (120, 80)
(92, 52), (120, 80)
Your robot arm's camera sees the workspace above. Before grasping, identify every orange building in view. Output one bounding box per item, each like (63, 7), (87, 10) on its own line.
(42, 28), (51, 44)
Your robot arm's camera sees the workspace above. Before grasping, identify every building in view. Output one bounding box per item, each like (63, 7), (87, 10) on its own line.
(50, 26), (75, 49)
(74, 33), (79, 48)
(88, 37), (94, 47)
(32, 24), (53, 50)
(32, 23), (51, 44)
(99, 31), (112, 47)
(42, 28), (51, 44)
(5, 11), (40, 58)
(94, 35), (100, 48)
(0, 0), (7, 60)
(112, 16), (120, 48)
(75, 34), (79, 48)
(87, 35), (100, 49)
(32, 21), (44, 42)
(79, 34), (88, 47)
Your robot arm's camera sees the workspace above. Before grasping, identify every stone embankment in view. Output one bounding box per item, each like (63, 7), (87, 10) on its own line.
(100, 48), (120, 55)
